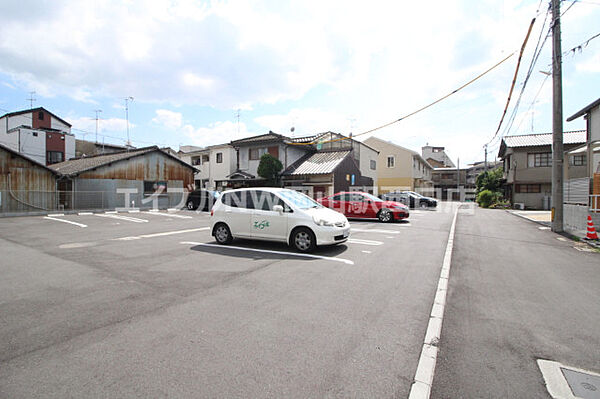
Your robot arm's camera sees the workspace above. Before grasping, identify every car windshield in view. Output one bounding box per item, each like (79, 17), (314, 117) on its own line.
(278, 190), (321, 209)
(409, 191), (424, 198)
(360, 193), (383, 202)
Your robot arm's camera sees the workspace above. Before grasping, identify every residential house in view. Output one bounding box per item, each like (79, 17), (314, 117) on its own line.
(363, 137), (433, 195)
(564, 97), (600, 233)
(49, 146), (195, 210)
(178, 144), (237, 190)
(498, 130), (587, 210)
(281, 132), (378, 198)
(75, 139), (131, 158)
(422, 145), (455, 168)
(431, 167), (470, 200)
(0, 142), (58, 213)
(465, 160), (502, 186)
(0, 107), (75, 165)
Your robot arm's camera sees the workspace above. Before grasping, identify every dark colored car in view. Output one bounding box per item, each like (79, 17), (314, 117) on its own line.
(318, 191), (409, 222)
(381, 191), (437, 209)
(186, 189), (220, 211)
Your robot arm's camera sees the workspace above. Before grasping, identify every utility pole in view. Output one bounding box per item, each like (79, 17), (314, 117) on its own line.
(124, 97), (134, 149)
(551, 0), (564, 232)
(94, 109), (102, 143)
(484, 144), (488, 172)
(457, 157), (460, 202)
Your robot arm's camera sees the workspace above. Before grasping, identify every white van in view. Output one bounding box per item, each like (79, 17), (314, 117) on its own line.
(210, 188), (350, 252)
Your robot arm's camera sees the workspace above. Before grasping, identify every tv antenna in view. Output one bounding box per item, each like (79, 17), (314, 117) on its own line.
(94, 109), (102, 143)
(27, 92), (36, 109)
(124, 97), (134, 147)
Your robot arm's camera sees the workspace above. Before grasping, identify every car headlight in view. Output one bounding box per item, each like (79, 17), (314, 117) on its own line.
(313, 216), (335, 226)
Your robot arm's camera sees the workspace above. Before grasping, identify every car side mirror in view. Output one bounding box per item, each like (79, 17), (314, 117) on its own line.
(273, 205), (284, 213)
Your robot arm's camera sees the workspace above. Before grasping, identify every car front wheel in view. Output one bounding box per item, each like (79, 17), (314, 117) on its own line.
(378, 209), (393, 222)
(291, 227), (316, 253)
(214, 223), (233, 245)
(187, 200), (196, 210)
(420, 201), (428, 209)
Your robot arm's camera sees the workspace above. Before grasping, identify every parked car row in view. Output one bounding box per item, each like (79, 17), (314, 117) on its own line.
(380, 191), (437, 209)
(188, 187), (436, 253)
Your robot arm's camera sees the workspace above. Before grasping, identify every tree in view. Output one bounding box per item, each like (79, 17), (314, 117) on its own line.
(257, 153), (283, 186)
(476, 167), (503, 194)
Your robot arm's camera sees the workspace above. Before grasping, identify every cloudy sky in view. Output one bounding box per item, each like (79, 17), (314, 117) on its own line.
(1, 0), (598, 164)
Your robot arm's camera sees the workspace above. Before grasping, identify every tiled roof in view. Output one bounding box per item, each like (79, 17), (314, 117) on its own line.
(49, 146), (195, 176)
(567, 97), (600, 121)
(502, 130), (586, 148)
(230, 131), (289, 146)
(283, 150), (350, 176)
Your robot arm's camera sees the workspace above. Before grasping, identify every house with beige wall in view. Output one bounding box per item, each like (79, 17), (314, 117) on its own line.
(178, 144), (236, 190)
(363, 136), (433, 194)
(498, 131), (586, 210)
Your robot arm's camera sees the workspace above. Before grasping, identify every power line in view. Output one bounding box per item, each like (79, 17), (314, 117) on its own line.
(487, 18), (537, 146)
(563, 31), (600, 57)
(288, 52), (516, 147)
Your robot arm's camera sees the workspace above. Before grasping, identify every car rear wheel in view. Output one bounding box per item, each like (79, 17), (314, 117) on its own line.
(420, 201), (428, 209)
(214, 223), (233, 245)
(187, 200), (197, 210)
(378, 209), (393, 222)
(291, 227), (316, 253)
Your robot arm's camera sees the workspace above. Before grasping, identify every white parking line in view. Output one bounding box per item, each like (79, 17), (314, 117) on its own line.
(114, 227), (210, 241)
(181, 241), (355, 265)
(44, 216), (87, 228)
(351, 228), (399, 234)
(348, 238), (383, 246)
(47, 213), (64, 217)
(95, 213), (148, 223)
(78, 212), (93, 216)
(143, 211), (192, 219)
(408, 207), (458, 399)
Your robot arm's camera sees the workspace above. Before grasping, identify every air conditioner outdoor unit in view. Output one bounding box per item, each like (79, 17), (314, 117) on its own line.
(514, 203), (525, 210)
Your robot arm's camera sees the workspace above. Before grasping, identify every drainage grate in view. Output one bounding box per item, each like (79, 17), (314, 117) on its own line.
(561, 368), (600, 399)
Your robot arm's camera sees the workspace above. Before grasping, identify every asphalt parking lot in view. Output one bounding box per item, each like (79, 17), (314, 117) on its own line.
(0, 204), (459, 398)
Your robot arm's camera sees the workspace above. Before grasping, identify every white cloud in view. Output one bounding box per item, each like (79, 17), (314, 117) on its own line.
(183, 120), (248, 148)
(66, 116), (132, 142)
(152, 109), (183, 129)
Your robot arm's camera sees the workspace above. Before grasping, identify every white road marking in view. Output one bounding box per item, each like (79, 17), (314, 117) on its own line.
(556, 237), (567, 241)
(44, 216), (87, 228)
(143, 211), (192, 219)
(386, 236), (395, 239)
(114, 227), (210, 241)
(408, 207), (459, 399)
(128, 209), (140, 213)
(538, 226), (550, 230)
(347, 238), (383, 246)
(351, 228), (399, 234)
(59, 242), (97, 249)
(181, 241), (354, 265)
(361, 250), (372, 254)
(105, 211), (117, 214)
(95, 213), (148, 223)
(47, 213), (64, 217)
(78, 212), (93, 216)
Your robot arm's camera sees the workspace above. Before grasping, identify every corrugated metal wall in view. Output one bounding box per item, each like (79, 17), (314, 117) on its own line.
(0, 147), (56, 212)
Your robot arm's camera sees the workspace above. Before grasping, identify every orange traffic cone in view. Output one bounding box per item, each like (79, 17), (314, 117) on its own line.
(586, 215), (599, 240)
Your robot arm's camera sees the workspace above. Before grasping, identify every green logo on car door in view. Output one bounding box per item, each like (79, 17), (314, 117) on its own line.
(253, 220), (270, 229)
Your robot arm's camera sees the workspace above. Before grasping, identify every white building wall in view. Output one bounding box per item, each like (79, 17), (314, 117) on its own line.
(51, 116), (71, 133)
(65, 134), (76, 160)
(358, 144), (378, 184)
(7, 113), (32, 130)
(590, 107), (600, 142)
(7, 128), (46, 164)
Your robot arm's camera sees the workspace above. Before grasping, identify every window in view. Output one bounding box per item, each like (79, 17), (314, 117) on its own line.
(221, 191), (253, 208)
(32, 132), (38, 137)
(144, 181), (167, 194)
(38, 111), (44, 120)
(216, 152), (223, 163)
(191, 157), (201, 165)
(387, 156), (395, 168)
(527, 152), (551, 167)
(370, 160), (376, 170)
(46, 151), (64, 164)
(249, 147), (267, 160)
(570, 154), (586, 166)
(515, 184), (541, 193)
(251, 190), (286, 211)
(201, 154), (209, 163)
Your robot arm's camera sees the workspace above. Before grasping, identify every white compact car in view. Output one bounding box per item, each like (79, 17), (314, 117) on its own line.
(210, 188), (350, 252)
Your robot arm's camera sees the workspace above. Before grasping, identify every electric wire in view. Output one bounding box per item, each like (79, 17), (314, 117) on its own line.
(288, 52), (516, 147)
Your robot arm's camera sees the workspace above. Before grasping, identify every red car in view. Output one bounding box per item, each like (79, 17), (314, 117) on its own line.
(318, 191), (409, 222)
